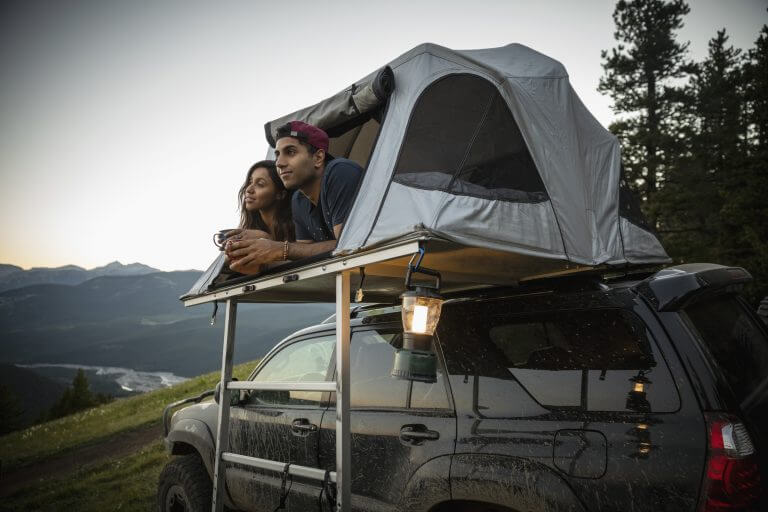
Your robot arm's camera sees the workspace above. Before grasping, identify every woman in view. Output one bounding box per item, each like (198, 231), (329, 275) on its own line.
(224, 160), (294, 267)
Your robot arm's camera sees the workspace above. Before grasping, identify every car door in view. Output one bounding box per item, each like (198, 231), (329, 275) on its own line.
(438, 295), (704, 512)
(227, 333), (336, 512)
(317, 323), (456, 512)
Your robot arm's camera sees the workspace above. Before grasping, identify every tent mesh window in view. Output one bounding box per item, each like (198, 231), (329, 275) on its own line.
(618, 165), (653, 232)
(393, 74), (548, 203)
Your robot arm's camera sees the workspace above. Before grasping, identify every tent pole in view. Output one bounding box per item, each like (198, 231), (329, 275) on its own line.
(212, 299), (237, 512)
(335, 271), (351, 512)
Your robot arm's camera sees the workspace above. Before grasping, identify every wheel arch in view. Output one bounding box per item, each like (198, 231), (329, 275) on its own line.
(397, 455), (453, 511)
(429, 499), (520, 512)
(166, 418), (216, 479)
(449, 453), (586, 512)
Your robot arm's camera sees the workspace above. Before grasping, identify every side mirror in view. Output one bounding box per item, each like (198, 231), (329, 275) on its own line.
(214, 378), (240, 406)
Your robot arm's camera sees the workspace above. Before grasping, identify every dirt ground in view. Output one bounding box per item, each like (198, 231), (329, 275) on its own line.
(0, 423), (163, 498)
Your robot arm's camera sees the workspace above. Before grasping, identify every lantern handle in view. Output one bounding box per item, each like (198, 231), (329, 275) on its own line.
(405, 263), (441, 291)
(408, 247), (426, 271)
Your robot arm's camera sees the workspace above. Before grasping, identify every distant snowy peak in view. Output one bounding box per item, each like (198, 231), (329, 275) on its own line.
(91, 261), (158, 276)
(0, 261), (161, 293)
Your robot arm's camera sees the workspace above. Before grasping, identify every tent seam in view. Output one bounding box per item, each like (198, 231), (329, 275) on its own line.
(499, 78), (572, 262)
(390, 177), (548, 204)
(503, 75), (568, 79)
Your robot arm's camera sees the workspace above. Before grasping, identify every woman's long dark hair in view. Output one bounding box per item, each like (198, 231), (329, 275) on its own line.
(238, 160), (295, 242)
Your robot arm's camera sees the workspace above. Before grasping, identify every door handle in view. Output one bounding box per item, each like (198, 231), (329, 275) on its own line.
(400, 424), (440, 445)
(291, 418), (318, 435)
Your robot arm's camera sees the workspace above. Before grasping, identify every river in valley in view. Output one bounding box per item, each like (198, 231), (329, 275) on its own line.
(17, 363), (188, 394)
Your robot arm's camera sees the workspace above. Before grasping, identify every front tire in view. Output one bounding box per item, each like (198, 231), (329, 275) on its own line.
(157, 454), (213, 512)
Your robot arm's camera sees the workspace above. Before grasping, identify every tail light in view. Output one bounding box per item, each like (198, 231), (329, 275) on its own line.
(699, 413), (761, 511)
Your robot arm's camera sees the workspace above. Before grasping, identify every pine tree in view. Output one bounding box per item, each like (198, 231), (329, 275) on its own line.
(695, 31), (750, 267)
(70, 368), (95, 410)
(599, 0), (694, 222)
(745, 25), (768, 150)
(48, 388), (74, 420)
(735, 24), (768, 304)
(695, 30), (745, 175)
(0, 383), (25, 435)
(654, 30), (744, 265)
(47, 369), (98, 420)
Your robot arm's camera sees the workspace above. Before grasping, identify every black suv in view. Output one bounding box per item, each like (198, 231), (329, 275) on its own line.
(159, 263), (767, 512)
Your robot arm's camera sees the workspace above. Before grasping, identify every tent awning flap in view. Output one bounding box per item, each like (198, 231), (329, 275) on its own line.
(264, 66), (394, 146)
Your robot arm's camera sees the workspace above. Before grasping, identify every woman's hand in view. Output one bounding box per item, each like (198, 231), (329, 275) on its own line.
(224, 229), (271, 260)
(227, 238), (283, 274)
(223, 228), (271, 242)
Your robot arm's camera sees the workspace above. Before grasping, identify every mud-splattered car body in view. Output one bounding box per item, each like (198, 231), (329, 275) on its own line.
(162, 264), (767, 512)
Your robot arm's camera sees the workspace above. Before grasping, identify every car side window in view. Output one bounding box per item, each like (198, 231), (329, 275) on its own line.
(683, 294), (768, 405)
(247, 335), (335, 408)
(348, 328), (450, 410)
(439, 305), (680, 415)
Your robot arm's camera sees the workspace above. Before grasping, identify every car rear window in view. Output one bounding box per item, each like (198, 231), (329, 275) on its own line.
(683, 294), (768, 406)
(438, 304), (680, 415)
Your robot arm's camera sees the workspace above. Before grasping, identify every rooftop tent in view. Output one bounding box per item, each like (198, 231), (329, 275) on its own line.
(265, 43), (667, 266)
(184, 43), (669, 302)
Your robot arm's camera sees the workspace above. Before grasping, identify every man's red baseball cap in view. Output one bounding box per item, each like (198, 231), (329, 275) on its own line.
(276, 121), (330, 152)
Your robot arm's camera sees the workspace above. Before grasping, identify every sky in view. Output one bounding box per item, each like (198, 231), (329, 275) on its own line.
(1, 0), (766, 272)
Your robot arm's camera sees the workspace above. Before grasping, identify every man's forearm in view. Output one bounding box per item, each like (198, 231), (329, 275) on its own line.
(288, 240), (337, 260)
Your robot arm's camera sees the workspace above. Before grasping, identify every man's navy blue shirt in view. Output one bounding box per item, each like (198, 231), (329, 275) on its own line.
(292, 158), (363, 242)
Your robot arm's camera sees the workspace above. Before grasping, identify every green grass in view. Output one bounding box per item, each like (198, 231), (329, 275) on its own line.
(0, 441), (170, 512)
(0, 361), (255, 472)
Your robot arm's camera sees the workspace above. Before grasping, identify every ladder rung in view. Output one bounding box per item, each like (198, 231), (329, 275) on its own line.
(222, 452), (337, 483)
(228, 381), (336, 392)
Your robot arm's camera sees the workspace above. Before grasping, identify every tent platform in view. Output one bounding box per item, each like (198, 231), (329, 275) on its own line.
(183, 234), (606, 306)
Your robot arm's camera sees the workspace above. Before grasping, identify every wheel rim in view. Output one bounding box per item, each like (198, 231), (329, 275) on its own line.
(165, 484), (189, 512)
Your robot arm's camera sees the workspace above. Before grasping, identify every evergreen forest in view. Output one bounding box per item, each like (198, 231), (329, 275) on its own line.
(600, 0), (767, 304)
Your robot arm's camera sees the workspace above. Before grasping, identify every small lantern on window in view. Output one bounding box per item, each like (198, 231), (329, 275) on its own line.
(391, 263), (444, 383)
(626, 371), (651, 412)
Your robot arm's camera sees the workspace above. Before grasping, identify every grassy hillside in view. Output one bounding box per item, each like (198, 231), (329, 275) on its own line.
(1, 442), (168, 512)
(0, 360), (255, 474)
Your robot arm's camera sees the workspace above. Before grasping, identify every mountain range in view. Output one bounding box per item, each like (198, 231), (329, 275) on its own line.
(0, 263), (335, 377)
(0, 261), (161, 293)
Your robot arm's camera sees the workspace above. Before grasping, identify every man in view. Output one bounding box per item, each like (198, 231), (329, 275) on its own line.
(228, 121), (362, 274)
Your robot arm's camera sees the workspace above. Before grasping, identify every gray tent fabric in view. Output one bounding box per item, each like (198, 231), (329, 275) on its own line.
(186, 252), (228, 298)
(267, 43), (668, 267)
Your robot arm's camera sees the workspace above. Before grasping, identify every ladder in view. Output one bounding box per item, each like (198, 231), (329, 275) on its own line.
(210, 271), (352, 512)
